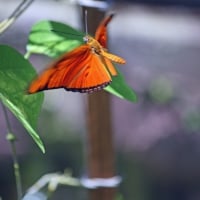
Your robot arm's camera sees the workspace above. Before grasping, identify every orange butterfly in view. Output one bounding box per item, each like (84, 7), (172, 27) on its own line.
(28, 14), (126, 94)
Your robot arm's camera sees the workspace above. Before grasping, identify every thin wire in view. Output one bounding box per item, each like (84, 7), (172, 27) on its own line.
(84, 10), (88, 35)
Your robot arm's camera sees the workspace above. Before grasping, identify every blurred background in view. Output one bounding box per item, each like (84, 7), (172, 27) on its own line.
(1, 0), (200, 199)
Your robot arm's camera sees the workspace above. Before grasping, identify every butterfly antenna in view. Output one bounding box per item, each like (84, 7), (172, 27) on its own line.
(84, 10), (88, 35)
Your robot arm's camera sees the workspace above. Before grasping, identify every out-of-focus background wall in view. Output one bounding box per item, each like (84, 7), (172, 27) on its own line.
(1, 0), (200, 199)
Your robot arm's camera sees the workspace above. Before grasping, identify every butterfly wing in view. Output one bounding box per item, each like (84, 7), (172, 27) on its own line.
(95, 13), (114, 48)
(67, 53), (112, 93)
(95, 14), (126, 77)
(28, 45), (112, 94)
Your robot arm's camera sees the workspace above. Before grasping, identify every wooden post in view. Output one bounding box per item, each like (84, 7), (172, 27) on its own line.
(80, 6), (117, 200)
(87, 91), (116, 200)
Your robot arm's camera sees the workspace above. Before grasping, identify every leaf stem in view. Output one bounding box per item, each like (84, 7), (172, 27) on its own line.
(24, 50), (32, 59)
(1, 103), (23, 200)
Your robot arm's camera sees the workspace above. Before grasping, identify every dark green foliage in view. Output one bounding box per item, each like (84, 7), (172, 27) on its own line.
(0, 45), (45, 152)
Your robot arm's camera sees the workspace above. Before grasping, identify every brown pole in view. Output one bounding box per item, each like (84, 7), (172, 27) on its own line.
(87, 91), (116, 200)
(80, 6), (117, 200)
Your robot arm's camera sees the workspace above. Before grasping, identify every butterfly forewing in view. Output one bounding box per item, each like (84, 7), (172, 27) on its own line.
(28, 46), (88, 93)
(94, 14), (126, 76)
(95, 13), (114, 48)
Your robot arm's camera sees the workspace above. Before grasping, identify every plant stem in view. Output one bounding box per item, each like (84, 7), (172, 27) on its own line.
(0, 0), (34, 34)
(1, 103), (23, 200)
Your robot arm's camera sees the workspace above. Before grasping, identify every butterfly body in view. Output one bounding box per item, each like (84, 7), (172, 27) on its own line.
(28, 14), (126, 94)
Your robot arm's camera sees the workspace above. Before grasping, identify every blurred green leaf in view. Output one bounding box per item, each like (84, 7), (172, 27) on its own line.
(27, 20), (84, 57)
(105, 68), (138, 102)
(0, 45), (45, 153)
(149, 77), (174, 104)
(184, 110), (200, 132)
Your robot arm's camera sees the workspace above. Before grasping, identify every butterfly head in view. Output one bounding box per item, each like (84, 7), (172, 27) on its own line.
(83, 35), (92, 43)
(83, 35), (102, 55)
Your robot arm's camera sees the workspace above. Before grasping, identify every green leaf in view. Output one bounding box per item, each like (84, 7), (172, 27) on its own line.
(104, 68), (138, 102)
(27, 20), (84, 57)
(0, 45), (45, 153)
